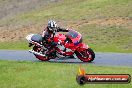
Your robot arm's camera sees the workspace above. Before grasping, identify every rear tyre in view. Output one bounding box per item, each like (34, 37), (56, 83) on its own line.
(33, 46), (50, 61)
(75, 48), (95, 62)
(35, 55), (50, 61)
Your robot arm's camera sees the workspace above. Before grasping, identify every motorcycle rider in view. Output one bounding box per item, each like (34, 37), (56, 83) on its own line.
(42, 20), (69, 46)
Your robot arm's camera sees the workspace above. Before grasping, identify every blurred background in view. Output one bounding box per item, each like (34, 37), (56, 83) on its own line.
(0, 0), (132, 52)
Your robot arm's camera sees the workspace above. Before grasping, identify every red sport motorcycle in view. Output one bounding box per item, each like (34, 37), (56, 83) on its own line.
(26, 30), (95, 62)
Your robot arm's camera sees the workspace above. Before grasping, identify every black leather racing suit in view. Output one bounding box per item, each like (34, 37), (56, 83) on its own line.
(42, 27), (69, 46)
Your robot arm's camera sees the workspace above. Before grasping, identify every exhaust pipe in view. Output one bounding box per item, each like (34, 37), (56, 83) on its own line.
(29, 50), (45, 57)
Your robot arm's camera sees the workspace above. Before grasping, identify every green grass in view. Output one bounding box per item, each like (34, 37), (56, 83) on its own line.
(0, 60), (131, 88)
(79, 25), (132, 53)
(0, 0), (131, 26)
(0, 41), (30, 50)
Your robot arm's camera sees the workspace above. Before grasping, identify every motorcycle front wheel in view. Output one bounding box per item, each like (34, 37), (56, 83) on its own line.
(75, 48), (95, 62)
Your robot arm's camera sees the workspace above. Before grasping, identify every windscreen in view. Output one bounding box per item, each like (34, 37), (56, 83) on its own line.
(66, 30), (78, 38)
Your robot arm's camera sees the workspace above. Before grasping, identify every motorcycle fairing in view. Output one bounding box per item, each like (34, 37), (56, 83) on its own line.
(76, 43), (89, 52)
(53, 30), (86, 56)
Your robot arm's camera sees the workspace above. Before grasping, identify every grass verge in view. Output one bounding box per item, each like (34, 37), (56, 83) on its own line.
(0, 24), (132, 53)
(0, 41), (30, 50)
(1, 0), (131, 26)
(0, 60), (131, 88)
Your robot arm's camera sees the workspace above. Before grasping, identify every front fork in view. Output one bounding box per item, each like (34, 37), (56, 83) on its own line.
(73, 43), (89, 59)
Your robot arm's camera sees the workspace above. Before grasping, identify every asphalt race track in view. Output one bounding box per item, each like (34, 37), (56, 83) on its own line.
(0, 50), (132, 66)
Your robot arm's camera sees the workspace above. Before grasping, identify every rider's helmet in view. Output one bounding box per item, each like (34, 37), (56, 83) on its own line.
(47, 20), (57, 32)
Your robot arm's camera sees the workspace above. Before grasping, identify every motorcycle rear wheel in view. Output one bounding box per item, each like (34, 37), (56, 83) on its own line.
(75, 48), (95, 62)
(33, 46), (50, 61)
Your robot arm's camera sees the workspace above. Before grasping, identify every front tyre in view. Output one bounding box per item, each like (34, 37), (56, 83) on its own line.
(75, 48), (95, 62)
